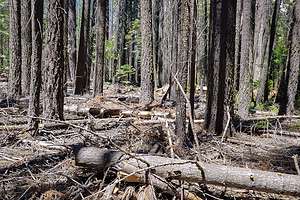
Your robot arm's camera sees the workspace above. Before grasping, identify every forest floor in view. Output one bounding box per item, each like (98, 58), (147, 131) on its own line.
(0, 77), (300, 200)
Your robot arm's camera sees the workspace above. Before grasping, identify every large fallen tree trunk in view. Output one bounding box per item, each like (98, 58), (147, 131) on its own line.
(75, 147), (300, 196)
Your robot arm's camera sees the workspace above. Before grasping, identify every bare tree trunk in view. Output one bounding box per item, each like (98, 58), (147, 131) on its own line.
(68, 0), (76, 83)
(238, 0), (254, 119)
(93, 0), (106, 96)
(140, 0), (154, 105)
(112, 0), (127, 83)
(205, 0), (236, 135)
(175, 0), (190, 146)
(196, 0), (208, 86)
(8, 0), (22, 99)
(234, 0), (242, 91)
(253, 0), (272, 103)
(28, 0), (43, 131)
(21, 0), (32, 96)
(279, 0), (300, 115)
(43, 0), (64, 120)
(74, 0), (91, 95)
(190, 0), (197, 119)
(265, 0), (281, 101)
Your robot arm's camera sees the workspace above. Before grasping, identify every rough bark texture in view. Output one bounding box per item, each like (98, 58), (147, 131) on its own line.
(196, 0), (208, 86)
(175, 0), (190, 145)
(140, 0), (154, 105)
(112, 0), (127, 83)
(93, 0), (106, 96)
(253, 0), (272, 103)
(238, 0), (254, 119)
(190, 0), (197, 118)
(205, 0), (236, 135)
(43, 0), (64, 120)
(76, 147), (300, 196)
(279, 0), (300, 115)
(68, 0), (76, 82)
(74, 0), (91, 95)
(8, 0), (22, 99)
(28, 0), (43, 130)
(21, 0), (32, 96)
(234, 0), (242, 91)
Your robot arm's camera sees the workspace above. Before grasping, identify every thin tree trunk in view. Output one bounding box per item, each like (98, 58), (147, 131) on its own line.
(279, 0), (300, 115)
(190, 0), (197, 119)
(43, 0), (64, 120)
(8, 0), (22, 99)
(238, 0), (254, 119)
(68, 0), (76, 83)
(93, 0), (106, 96)
(74, 0), (91, 95)
(253, 0), (272, 103)
(140, 0), (154, 105)
(21, 0), (32, 96)
(175, 0), (190, 145)
(234, 0), (242, 91)
(28, 0), (43, 131)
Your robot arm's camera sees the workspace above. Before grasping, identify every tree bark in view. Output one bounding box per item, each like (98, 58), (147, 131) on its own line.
(175, 0), (190, 145)
(28, 0), (43, 130)
(234, 0), (242, 91)
(75, 147), (300, 196)
(93, 0), (106, 96)
(43, 0), (64, 120)
(238, 0), (254, 119)
(140, 0), (154, 105)
(205, 0), (236, 135)
(21, 0), (32, 96)
(74, 0), (91, 95)
(279, 0), (300, 115)
(253, 0), (272, 103)
(68, 0), (77, 83)
(8, 0), (22, 99)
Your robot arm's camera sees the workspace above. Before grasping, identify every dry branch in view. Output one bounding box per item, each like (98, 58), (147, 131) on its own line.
(75, 147), (300, 196)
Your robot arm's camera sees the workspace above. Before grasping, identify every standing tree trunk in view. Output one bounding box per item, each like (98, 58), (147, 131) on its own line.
(21, 0), (32, 96)
(189, 0), (197, 118)
(8, 0), (22, 99)
(74, 0), (91, 95)
(253, 0), (272, 103)
(279, 0), (300, 115)
(140, 0), (154, 105)
(175, 0), (190, 145)
(68, 0), (76, 83)
(234, 0), (242, 91)
(43, 0), (64, 120)
(93, 0), (106, 96)
(28, 0), (43, 130)
(205, 0), (236, 135)
(238, 0), (254, 119)
(196, 0), (208, 86)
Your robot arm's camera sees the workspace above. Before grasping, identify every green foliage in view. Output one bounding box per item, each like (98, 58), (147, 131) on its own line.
(105, 38), (118, 60)
(125, 19), (141, 49)
(115, 64), (135, 83)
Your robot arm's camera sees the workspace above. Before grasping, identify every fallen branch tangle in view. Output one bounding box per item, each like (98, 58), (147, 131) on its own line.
(75, 147), (300, 196)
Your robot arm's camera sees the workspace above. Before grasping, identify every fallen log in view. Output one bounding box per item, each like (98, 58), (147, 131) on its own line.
(75, 147), (300, 196)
